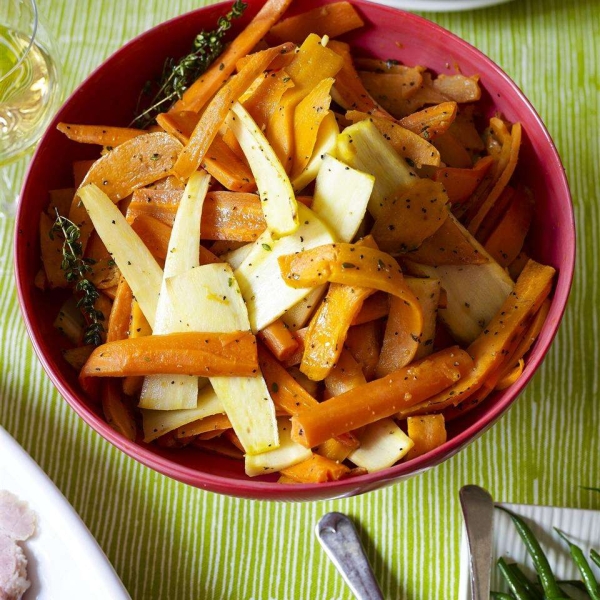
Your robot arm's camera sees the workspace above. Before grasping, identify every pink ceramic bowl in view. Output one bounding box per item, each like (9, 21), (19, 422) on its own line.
(15, 0), (574, 501)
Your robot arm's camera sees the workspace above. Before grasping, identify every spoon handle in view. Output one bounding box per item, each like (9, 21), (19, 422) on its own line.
(316, 512), (384, 600)
(459, 485), (495, 600)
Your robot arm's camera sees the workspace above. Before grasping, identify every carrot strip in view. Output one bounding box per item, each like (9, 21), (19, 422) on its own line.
(258, 320), (299, 362)
(201, 192), (265, 241)
(281, 327), (308, 368)
(405, 214), (489, 266)
(346, 110), (441, 168)
(375, 294), (423, 377)
(370, 178), (449, 253)
(128, 189), (267, 241)
(300, 237), (378, 382)
(405, 414), (447, 460)
(399, 259), (555, 418)
(201, 135), (256, 192)
(359, 70), (425, 115)
(234, 42), (297, 73)
(483, 188), (534, 267)
(291, 347), (472, 447)
(172, 0), (294, 113)
(432, 131), (472, 168)
(130, 214), (172, 263)
(325, 40), (392, 119)
(199, 246), (221, 265)
(175, 413), (231, 439)
(193, 437), (244, 460)
(473, 185), (517, 244)
(81, 331), (258, 378)
(363, 72), (449, 119)
(48, 187), (75, 218)
(267, 2), (364, 45)
(323, 348), (367, 396)
(279, 454), (350, 483)
(344, 321), (382, 382)
(302, 283), (375, 382)
(447, 105), (484, 151)
(122, 297), (151, 397)
(68, 132), (182, 250)
(258, 344), (319, 415)
(351, 292), (389, 325)
(173, 45), (285, 180)
(107, 278), (133, 343)
(102, 380), (137, 441)
(57, 123), (143, 147)
(243, 69), (294, 132)
(267, 34), (343, 170)
(498, 297), (551, 381)
(157, 112), (256, 192)
(278, 242), (423, 365)
(72, 159), (95, 188)
(156, 110), (200, 143)
(458, 117), (515, 222)
(316, 432), (360, 463)
(468, 122), (521, 234)
(127, 190), (180, 226)
(432, 74), (481, 103)
(39, 212), (67, 288)
(495, 359), (524, 391)
(353, 58), (426, 74)
(292, 77), (334, 178)
(432, 156), (494, 204)
(85, 231), (121, 290)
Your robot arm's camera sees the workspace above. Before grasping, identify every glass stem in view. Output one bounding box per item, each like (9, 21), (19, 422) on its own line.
(0, 167), (19, 217)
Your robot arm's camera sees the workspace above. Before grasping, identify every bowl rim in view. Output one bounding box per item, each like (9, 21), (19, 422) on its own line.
(14, 0), (575, 499)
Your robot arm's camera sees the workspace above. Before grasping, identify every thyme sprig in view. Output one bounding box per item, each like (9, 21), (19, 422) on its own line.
(50, 209), (105, 346)
(131, 0), (247, 129)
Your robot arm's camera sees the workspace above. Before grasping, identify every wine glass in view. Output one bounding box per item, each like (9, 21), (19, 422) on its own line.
(0, 0), (62, 216)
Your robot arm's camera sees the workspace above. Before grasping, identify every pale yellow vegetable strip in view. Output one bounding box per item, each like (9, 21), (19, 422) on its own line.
(235, 204), (335, 333)
(139, 171), (211, 410)
(78, 184), (163, 328)
(166, 263), (279, 455)
(348, 418), (414, 472)
(311, 154), (374, 243)
(245, 417), (311, 477)
(227, 102), (299, 237)
(142, 386), (224, 442)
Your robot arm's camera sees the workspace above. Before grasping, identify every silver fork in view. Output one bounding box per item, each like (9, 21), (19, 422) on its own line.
(459, 485), (495, 600)
(316, 512), (384, 600)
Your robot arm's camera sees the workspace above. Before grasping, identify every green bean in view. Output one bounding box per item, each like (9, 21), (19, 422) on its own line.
(555, 529), (600, 600)
(491, 593), (515, 600)
(498, 558), (536, 599)
(508, 563), (543, 600)
(557, 579), (589, 590)
(496, 506), (564, 599)
(591, 549), (600, 569)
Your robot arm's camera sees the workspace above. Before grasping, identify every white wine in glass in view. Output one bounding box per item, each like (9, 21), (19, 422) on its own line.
(0, 0), (61, 216)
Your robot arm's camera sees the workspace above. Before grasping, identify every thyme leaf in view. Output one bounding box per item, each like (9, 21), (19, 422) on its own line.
(131, 0), (247, 128)
(50, 209), (105, 346)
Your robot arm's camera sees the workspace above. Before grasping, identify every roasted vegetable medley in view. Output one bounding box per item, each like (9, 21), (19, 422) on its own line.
(37, 0), (555, 483)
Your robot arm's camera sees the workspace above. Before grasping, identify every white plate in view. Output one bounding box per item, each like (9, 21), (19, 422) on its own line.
(459, 502), (600, 599)
(367, 0), (514, 12)
(0, 426), (130, 600)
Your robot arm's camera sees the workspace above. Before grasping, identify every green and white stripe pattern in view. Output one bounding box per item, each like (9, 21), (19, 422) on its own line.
(1, 0), (599, 597)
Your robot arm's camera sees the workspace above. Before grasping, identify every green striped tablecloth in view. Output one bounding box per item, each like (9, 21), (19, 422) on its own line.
(1, 1), (598, 598)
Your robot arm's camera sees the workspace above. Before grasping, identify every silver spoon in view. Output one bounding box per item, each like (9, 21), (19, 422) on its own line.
(459, 485), (495, 600)
(316, 512), (384, 600)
